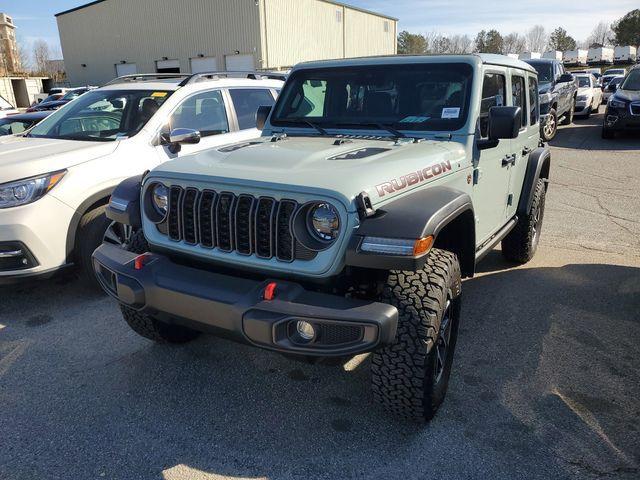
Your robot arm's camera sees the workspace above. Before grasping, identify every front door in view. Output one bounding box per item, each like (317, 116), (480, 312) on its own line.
(473, 69), (514, 243)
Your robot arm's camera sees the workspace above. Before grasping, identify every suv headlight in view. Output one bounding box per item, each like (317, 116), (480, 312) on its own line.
(0, 170), (66, 209)
(539, 92), (552, 105)
(151, 183), (169, 216)
(308, 203), (340, 242)
(609, 98), (627, 109)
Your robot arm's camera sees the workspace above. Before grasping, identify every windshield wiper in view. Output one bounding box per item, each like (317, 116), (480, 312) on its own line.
(303, 120), (328, 136)
(335, 122), (407, 138)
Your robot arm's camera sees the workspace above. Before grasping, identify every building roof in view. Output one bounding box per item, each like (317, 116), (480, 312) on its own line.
(55, 0), (398, 21)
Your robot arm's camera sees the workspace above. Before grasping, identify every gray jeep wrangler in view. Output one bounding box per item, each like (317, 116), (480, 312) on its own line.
(93, 54), (550, 422)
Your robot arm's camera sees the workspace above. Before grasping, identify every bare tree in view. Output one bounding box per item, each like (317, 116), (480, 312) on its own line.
(525, 25), (547, 52)
(586, 22), (613, 48)
(448, 34), (473, 54)
(503, 32), (527, 54)
(32, 39), (51, 75)
(16, 37), (31, 73)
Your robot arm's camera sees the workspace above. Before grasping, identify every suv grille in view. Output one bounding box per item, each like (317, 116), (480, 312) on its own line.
(631, 102), (640, 116)
(163, 186), (315, 262)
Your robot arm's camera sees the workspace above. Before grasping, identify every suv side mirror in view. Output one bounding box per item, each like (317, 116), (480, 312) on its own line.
(161, 128), (201, 154)
(478, 106), (522, 150)
(256, 105), (272, 130)
(609, 83), (618, 92)
(558, 73), (574, 83)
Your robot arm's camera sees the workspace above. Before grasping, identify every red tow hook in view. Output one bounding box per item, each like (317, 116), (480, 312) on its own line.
(263, 282), (277, 301)
(133, 253), (153, 270)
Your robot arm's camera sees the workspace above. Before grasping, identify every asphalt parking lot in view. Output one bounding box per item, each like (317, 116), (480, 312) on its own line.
(1, 108), (639, 480)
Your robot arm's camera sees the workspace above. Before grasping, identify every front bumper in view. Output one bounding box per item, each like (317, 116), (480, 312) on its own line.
(92, 244), (398, 357)
(0, 195), (77, 282)
(604, 103), (640, 131)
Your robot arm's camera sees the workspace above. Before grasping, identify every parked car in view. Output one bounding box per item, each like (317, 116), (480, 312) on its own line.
(603, 76), (625, 103)
(602, 65), (640, 138)
(0, 95), (19, 118)
(524, 58), (577, 141)
(574, 74), (603, 117)
(26, 87), (97, 112)
(31, 93), (64, 106)
(0, 72), (284, 285)
(0, 111), (52, 136)
(93, 54), (551, 423)
(601, 68), (628, 91)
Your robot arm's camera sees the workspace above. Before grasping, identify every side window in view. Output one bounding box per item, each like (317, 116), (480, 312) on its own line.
(479, 72), (506, 138)
(169, 90), (229, 137)
(229, 88), (276, 130)
(511, 75), (527, 128)
(528, 77), (539, 126)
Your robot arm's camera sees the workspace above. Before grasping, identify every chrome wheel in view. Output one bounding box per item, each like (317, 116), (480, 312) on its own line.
(434, 299), (452, 384)
(103, 221), (133, 248)
(543, 114), (556, 140)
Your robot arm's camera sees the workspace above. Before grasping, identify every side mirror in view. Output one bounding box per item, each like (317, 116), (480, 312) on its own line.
(169, 128), (201, 145)
(478, 106), (522, 150)
(558, 73), (574, 83)
(609, 83), (618, 92)
(256, 105), (272, 130)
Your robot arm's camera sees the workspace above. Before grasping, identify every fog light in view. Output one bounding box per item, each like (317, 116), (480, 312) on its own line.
(296, 321), (316, 341)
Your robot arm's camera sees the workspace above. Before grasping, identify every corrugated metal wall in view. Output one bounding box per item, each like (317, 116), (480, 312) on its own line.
(58, 0), (262, 85)
(57, 0), (398, 85)
(260, 0), (397, 69)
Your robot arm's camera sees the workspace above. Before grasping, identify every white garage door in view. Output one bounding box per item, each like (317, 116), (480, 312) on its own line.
(225, 54), (254, 71)
(116, 63), (137, 76)
(156, 59), (180, 71)
(190, 56), (218, 74)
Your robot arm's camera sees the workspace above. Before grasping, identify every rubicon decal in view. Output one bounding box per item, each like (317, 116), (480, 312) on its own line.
(375, 160), (453, 197)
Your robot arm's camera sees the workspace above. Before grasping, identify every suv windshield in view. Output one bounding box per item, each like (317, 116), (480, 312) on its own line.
(28, 89), (173, 141)
(527, 62), (553, 83)
(620, 70), (640, 91)
(271, 63), (473, 132)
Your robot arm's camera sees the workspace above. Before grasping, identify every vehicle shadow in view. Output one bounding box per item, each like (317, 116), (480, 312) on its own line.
(0, 263), (639, 479)
(552, 110), (640, 151)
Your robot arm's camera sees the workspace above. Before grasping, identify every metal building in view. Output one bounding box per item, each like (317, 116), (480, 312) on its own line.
(56, 0), (398, 85)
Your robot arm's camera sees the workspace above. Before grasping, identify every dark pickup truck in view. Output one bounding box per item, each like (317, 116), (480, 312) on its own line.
(524, 59), (577, 141)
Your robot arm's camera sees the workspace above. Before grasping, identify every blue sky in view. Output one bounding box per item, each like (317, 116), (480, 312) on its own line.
(1, 0), (636, 60)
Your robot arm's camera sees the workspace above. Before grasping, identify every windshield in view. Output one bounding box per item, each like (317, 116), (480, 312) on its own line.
(620, 70), (640, 91)
(577, 77), (591, 88)
(271, 63), (473, 133)
(28, 89), (173, 141)
(528, 62), (553, 83)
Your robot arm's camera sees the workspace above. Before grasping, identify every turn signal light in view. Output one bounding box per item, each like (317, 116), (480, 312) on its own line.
(133, 253), (153, 270)
(413, 236), (434, 256)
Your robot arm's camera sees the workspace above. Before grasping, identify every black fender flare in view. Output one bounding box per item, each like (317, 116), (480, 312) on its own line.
(105, 175), (143, 228)
(517, 146), (551, 217)
(345, 186), (475, 272)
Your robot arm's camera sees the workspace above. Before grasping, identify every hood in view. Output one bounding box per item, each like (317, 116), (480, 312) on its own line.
(616, 89), (640, 102)
(577, 87), (593, 96)
(152, 136), (466, 209)
(0, 135), (118, 183)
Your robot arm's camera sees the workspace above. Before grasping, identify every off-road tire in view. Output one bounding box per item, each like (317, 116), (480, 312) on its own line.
(501, 178), (547, 263)
(542, 109), (557, 141)
(120, 230), (200, 344)
(601, 126), (615, 139)
(77, 205), (112, 288)
(561, 99), (575, 125)
(371, 249), (462, 422)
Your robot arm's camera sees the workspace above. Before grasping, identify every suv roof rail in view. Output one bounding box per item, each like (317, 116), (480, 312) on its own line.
(179, 70), (287, 86)
(104, 73), (191, 86)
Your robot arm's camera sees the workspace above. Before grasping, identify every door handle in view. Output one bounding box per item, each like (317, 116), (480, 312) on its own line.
(502, 154), (516, 167)
(522, 146), (532, 156)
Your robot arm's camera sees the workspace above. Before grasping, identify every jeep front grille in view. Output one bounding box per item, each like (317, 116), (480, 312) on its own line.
(163, 186), (315, 262)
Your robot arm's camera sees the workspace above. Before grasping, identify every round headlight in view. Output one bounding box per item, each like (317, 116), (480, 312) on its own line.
(307, 203), (340, 242)
(152, 184), (169, 216)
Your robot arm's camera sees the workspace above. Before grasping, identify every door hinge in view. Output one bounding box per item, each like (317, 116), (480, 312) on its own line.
(501, 154), (517, 167)
(507, 193), (514, 206)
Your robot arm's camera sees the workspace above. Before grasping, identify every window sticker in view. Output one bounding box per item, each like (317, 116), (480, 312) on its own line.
(399, 115), (430, 123)
(441, 107), (460, 119)
(151, 91), (168, 98)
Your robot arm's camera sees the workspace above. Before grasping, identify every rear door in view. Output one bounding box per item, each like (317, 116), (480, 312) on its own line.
(506, 70), (540, 219)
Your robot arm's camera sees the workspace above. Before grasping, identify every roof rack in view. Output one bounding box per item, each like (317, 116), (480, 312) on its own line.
(178, 71), (287, 86)
(104, 73), (191, 86)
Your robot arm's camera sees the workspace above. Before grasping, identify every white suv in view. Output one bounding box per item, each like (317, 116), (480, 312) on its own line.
(0, 72), (284, 285)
